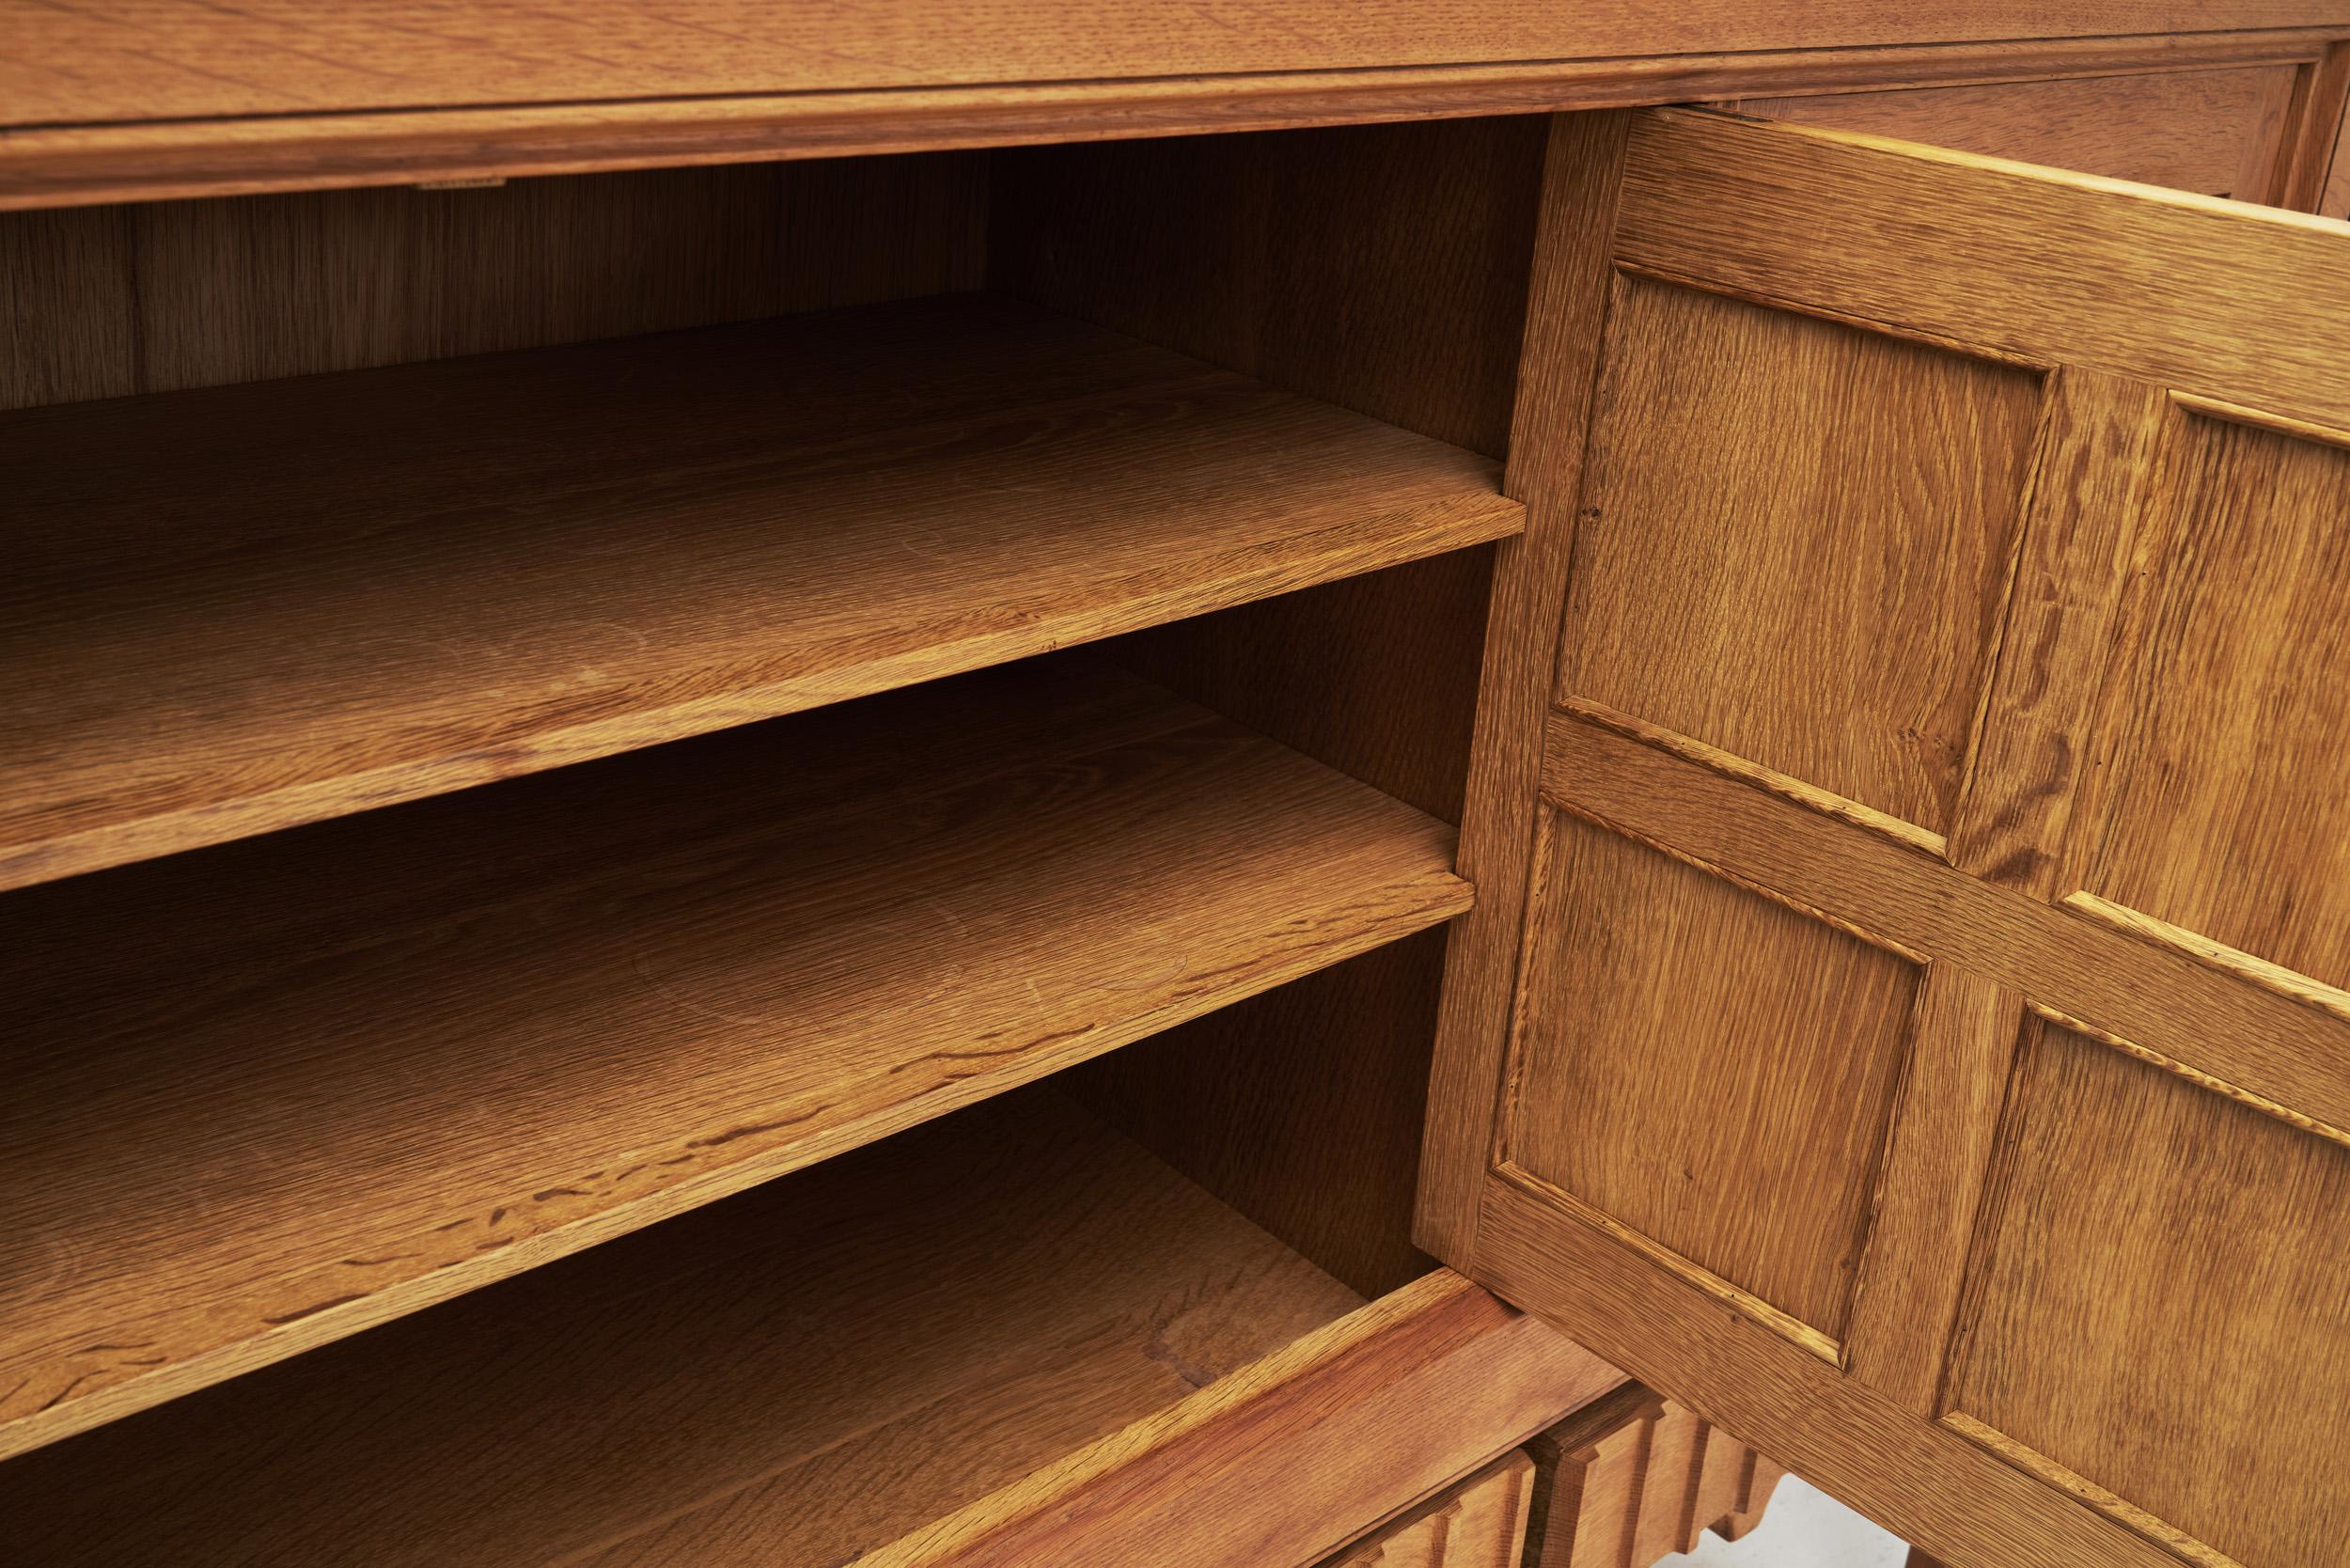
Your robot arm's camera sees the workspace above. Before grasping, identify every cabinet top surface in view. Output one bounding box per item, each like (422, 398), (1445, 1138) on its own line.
(2, 3), (2348, 209)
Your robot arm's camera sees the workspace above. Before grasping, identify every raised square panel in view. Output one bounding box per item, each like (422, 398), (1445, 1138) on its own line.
(1505, 813), (1919, 1343)
(2080, 408), (2350, 992)
(1947, 1014), (2350, 1568)
(1556, 275), (2043, 834)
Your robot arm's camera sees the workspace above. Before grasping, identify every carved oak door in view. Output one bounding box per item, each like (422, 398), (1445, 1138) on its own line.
(1421, 107), (2350, 1568)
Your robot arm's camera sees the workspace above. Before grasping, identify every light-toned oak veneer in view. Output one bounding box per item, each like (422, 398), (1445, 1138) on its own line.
(0, 1088), (1617, 1567)
(1428, 107), (2350, 1568)
(0, 292), (1516, 892)
(0, 658), (1471, 1461)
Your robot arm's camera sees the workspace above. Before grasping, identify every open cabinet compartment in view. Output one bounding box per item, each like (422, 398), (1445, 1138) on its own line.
(0, 1077), (1612, 1568)
(0, 115), (1619, 1566)
(0, 653), (1476, 1453)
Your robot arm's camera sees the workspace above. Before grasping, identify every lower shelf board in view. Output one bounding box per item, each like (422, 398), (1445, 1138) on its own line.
(0, 1088), (1624, 1568)
(0, 1088), (1362, 1566)
(0, 656), (1471, 1460)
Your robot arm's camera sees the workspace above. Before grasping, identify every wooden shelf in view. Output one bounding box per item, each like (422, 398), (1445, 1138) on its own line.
(0, 657), (1470, 1460)
(0, 290), (1518, 891)
(0, 1088), (1371, 1566)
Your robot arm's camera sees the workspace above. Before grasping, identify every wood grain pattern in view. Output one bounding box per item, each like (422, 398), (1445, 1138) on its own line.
(1509, 815), (1920, 1342)
(1946, 1016), (2350, 1568)
(0, 291), (1517, 891)
(1696, 1419), (1785, 1544)
(8, 4), (2344, 125)
(1945, 371), (2167, 895)
(1543, 710), (2350, 1146)
(1106, 553), (1498, 826)
(1689, 1419), (1755, 1544)
(1731, 68), (2302, 198)
(991, 116), (1550, 463)
(1520, 1384), (1662, 1568)
(2328, 67), (2350, 211)
(2280, 42), (2350, 208)
(1627, 1403), (1708, 1563)
(1562, 696), (1950, 859)
(0, 1089), (1362, 1566)
(1317, 1450), (1536, 1568)
(2074, 402), (2350, 992)
(1724, 1456), (1789, 1542)
(995, 114), (1547, 818)
(1523, 713), (2350, 1565)
(1613, 109), (2350, 432)
(0, 153), (986, 412)
(0, 658), (1471, 1462)
(1556, 274), (2043, 832)
(1519, 1388), (1786, 1566)
(1475, 1179), (2197, 1568)
(1840, 965), (2025, 1414)
(1418, 110), (1636, 1262)
(1431, 110), (2350, 1567)
(873, 1269), (1624, 1568)
(10, 30), (2350, 209)
(2062, 891), (2350, 1026)
(0, 202), (135, 407)
(993, 115), (1546, 1303)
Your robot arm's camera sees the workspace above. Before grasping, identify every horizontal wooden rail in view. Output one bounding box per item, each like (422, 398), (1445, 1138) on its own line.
(3, 27), (2347, 208)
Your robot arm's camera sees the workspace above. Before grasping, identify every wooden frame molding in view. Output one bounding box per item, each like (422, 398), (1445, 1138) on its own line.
(1472, 1180), (2194, 1568)
(17, 5), (2350, 125)
(1416, 110), (1634, 1262)
(1539, 710), (2350, 1133)
(2279, 41), (2350, 205)
(3, 26), (2348, 209)
(1613, 111), (2350, 429)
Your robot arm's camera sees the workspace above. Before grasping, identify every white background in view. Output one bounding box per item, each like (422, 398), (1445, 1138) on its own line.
(1666, 1476), (1912, 1568)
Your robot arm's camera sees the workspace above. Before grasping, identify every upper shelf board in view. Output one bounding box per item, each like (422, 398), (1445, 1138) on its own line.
(0, 291), (1517, 892)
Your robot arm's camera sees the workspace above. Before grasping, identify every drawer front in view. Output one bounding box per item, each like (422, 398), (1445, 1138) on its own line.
(1728, 67), (2298, 199)
(1320, 1450), (1536, 1568)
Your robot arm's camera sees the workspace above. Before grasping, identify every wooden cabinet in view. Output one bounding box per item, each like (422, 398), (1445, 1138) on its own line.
(5, 10), (2348, 1568)
(1421, 105), (2350, 1568)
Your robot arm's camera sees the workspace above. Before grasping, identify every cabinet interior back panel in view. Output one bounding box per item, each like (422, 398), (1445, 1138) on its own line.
(0, 153), (988, 411)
